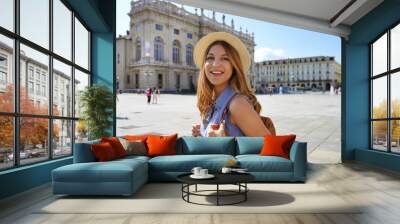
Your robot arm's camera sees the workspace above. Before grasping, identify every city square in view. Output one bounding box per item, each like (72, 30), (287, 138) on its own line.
(117, 92), (341, 164)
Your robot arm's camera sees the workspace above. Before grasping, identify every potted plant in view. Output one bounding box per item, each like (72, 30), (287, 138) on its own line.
(79, 84), (114, 140)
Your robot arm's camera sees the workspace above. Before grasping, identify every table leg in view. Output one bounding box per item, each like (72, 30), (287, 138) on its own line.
(217, 184), (219, 206)
(245, 183), (247, 201)
(195, 184), (197, 192)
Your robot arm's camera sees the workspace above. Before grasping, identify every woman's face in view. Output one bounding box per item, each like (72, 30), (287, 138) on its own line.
(204, 44), (233, 88)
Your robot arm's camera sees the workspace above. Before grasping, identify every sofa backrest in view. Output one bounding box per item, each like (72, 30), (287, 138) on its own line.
(73, 139), (100, 163)
(177, 136), (236, 155)
(235, 137), (264, 155)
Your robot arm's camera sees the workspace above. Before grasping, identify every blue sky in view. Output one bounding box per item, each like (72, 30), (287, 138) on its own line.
(117, 0), (341, 63)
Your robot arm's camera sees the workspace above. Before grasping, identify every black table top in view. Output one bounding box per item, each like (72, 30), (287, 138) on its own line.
(177, 172), (255, 185)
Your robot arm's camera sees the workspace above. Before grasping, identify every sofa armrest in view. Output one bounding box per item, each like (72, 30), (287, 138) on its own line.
(289, 141), (307, 181)
(73, 140), (100, 163)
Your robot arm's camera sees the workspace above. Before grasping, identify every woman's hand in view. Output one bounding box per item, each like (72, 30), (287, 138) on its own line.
(192, 124), (201, 137)
(207, 121), (227, 137)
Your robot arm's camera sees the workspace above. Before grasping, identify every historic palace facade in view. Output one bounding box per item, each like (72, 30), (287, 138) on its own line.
(254, 56), (341, 92)
(116, 0), (255, 92)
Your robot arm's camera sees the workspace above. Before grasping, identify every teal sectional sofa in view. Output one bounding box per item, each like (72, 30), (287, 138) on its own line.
(52, 137), (307, 196)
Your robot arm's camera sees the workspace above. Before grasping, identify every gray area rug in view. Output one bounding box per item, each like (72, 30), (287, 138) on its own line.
(37, 183), (361, 214)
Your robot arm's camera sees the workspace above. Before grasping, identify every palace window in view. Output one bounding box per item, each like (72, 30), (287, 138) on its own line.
(155, 24), (163, 31)
(135, 37), (141, 61)
(186, 44), (193, 65)
(174, 29), (180, 35)
(154, 36), (164, 61)
(173, 40), (181, 64)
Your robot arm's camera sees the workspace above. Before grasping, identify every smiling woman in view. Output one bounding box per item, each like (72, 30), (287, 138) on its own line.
(192, 32), (273, 137)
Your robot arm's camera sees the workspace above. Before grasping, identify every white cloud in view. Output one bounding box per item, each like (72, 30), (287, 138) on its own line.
(254, 47), (286, 62)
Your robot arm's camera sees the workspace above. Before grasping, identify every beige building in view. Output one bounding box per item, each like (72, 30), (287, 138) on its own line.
(0, 41), (75, 147)
(117, 0), (255, 92)
(1, 42), (75, 117)
(255, 56), (341, 92)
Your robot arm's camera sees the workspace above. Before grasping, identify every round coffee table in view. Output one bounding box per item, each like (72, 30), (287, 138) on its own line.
(177, 173), (255, 206)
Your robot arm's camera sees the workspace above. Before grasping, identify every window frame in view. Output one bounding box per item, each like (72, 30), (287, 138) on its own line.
(369, 20), (400, 154)
(0, 0), (92, 171)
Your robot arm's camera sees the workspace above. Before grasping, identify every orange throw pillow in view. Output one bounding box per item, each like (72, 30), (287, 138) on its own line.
(146, 134), (178, 157)
(91, 142), (117, 161)
(260, 134), (296, 159)
(101, 137), (127, 158)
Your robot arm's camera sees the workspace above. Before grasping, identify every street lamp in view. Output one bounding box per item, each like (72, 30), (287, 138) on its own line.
(144, 70), (152, 88)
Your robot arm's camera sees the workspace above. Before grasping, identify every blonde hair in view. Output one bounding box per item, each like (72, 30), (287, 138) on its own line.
(196, 41), (261, 120)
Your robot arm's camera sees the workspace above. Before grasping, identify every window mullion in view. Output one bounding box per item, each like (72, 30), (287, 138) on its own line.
(388, 29), (391, 153)
(14, 0), (21, 167)
(49, 0), (54, 160)
(71, 10), (76, 154)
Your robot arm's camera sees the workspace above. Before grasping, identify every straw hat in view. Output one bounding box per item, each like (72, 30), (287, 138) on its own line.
(193, 32), (251, 73)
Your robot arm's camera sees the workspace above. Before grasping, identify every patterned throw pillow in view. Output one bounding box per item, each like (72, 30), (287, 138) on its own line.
(119, 138), (147, 156)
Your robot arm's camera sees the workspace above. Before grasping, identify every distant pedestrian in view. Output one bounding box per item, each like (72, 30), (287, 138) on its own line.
(152, 87), (158, 104)
(145, 87), (152, 104)
(156, 87), (161, 102)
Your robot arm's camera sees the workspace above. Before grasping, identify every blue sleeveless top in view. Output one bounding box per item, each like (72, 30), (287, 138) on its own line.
(200, 86), (244, 137)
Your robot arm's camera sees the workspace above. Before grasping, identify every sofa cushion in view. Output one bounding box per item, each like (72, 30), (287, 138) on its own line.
(52, 159), (147, 183)
(236, 155), (293, 172)
(178, 136), (235, 155)
(235, 137), (264, 155)
(148, 154), (235, 172)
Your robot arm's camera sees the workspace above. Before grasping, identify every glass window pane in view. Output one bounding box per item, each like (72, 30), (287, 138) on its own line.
(372, 121), (388, 151)
(391, 24), (400, 70)
(391, 72), (400, 118)
(53, 0), (72, 60)
(53, 119), (72, 158)
(0, 34), (14, 112)
(20, 0), (49, 49)
(74, 69), (89, 118)
(20, 44), (49, 115)
(372, 33), (387, 76)
(53, 59), (72, 117)
(391, 120), (400, 153)
(0, 0), (14, 31)
(20, 117), (49, 165)
(0, 116), (14, 170)
(75, 120), (88, 143)
(372, 76), (387, 119)
(75, 18), (89, 70)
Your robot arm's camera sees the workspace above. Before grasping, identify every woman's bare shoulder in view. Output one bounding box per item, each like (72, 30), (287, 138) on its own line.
(229, 94), (253, 113)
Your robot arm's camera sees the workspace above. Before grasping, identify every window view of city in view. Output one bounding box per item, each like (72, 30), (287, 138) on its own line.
(371, 24), (400, 153)
(0, 0), (90, 170)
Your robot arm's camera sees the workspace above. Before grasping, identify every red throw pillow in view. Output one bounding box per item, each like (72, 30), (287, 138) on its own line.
(101, 137), (127, 158)
(91, 142), (117, 161)
(146, 134), (178, 157)
(260, 134), (296, 159)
